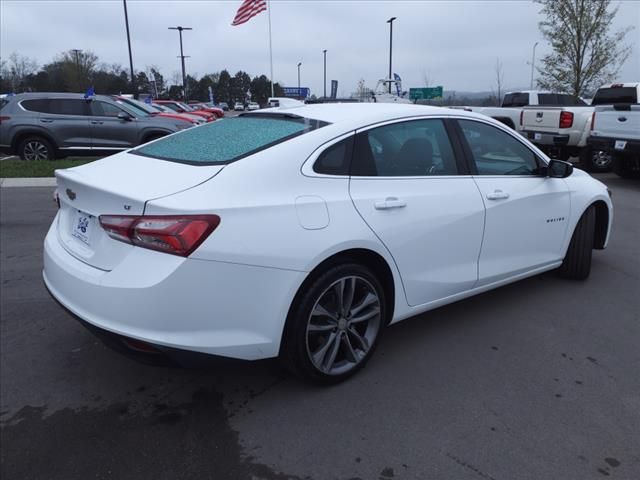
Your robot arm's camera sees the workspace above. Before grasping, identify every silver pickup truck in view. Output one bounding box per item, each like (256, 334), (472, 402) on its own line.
(588, 103), (640, 178)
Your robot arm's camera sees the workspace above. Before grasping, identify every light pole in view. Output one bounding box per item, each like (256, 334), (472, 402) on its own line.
(123, 0), (136, 97)
(323, 50), (327, 99)
(387, 17), (397, 94)
(168, 26), (192, 101)
(530, 41), (539, 90)
(297, 62), (302, 93)
(71, 49), (82, 88)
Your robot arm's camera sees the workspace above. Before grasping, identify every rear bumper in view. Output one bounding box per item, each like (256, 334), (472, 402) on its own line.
(523, 130), (570, 146)
(43, 219), (305, 361)
(588, 136), (640, 154)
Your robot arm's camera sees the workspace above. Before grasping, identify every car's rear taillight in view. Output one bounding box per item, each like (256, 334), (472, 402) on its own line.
(99, 214), (220, 256)
(559, 111), (574, 128)
(591, 111), (596, 131)
(0, 116), (10, 122)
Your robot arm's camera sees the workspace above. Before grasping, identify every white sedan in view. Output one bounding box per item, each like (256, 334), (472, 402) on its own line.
(44, 104), (613, 383)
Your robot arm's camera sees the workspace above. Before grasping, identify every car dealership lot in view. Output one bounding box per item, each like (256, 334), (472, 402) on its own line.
(1, 175), (639, 479)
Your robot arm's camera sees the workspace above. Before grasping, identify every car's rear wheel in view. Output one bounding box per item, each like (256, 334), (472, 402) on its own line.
(580, 147), (612, 173)
(558, 206), (595, 280)
(18, 136), (55, 161)
(282, 263), (386, 384)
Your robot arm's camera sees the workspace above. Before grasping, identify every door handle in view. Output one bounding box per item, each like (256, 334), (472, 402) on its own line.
(90, 120), (104, 125)
(374, 197), (407, 210)
(486, 190), (510, 200)
(40, 119), (53, 123)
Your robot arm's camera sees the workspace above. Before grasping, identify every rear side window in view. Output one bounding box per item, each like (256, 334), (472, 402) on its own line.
(21, 99), (51, 113)
(133, 115), (328, 165)
(49, 99), (88, 116)
(592, 87), (637, 105)
(313, 137), (353, 175)
(502, 93), (529, 107)
(351, 119), (458, 177)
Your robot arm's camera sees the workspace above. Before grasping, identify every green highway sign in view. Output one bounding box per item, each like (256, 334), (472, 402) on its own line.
(409, 86), (443, 100)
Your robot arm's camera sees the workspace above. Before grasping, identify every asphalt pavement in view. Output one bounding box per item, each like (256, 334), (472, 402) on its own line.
(1, 174), (639, 480)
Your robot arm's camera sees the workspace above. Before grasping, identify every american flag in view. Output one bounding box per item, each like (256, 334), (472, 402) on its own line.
(231, 0), (267, 26)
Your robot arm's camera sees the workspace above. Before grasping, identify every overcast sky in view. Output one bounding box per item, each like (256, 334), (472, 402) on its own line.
(1, 0), (639, 96)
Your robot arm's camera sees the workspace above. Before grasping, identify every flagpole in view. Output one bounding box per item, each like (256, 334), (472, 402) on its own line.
(267, 0), (274, 97)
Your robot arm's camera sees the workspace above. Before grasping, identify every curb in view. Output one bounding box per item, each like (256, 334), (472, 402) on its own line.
(0, 177), (57, 188)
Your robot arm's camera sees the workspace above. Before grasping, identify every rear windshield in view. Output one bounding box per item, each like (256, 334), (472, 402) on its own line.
(538, 93), (586, 106)
(592, 87), (637, 105)
(132, 114), (328, 165)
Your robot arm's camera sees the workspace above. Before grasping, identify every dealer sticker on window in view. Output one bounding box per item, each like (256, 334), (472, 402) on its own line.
(71, 210), (93, 246)
(614, 140), (627, 151)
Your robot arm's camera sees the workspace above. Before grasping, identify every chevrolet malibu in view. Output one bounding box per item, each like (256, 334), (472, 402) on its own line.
(44, 104), (613, 383)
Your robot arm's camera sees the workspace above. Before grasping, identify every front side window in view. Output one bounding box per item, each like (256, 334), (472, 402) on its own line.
(90, 101), (125, 117)
(458, 119), (541, 176)
(351, 119), (458, 176)
(133, 114), (328, 165)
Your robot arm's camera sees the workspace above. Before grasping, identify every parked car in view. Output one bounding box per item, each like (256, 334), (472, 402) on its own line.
(588, 103), (640, 178)
(234, 101), (245, 111)
(453, 90), (586, 130)
(0, 92), (190, 160)
(114, 97), (203, 125)
(153, 100), (215, 122)
(218, 102), (229, 111)
(247, 102), (260, 111)
(44, 104), (612, 383)
(521, 82), (640, 172)
(152, 104), (206, 124)
(187, 102), (224, 119)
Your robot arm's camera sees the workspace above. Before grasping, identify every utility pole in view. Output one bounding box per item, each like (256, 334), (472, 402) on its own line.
(323, 49), (327, 99)
(297, 62), (302, 93)
(123, 0), (136, 98)
(71, 49), (82, 89)
(530, 41), (539, 90)
(168, 26), (192, 101)
(387, 17), (397, 94)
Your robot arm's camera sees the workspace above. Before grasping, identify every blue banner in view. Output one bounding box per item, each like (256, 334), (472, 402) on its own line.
(283, 87), (310, 98)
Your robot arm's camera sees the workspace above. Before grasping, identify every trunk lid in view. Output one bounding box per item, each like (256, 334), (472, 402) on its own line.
(593, 105), (640, 140)
(55, 151), (224, 270)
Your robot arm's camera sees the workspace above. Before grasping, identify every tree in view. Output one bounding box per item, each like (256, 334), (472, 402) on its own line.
(1, 53), (38, 92)
(492, 57), (504, 106)
(215, 69), (231, 104)
(535, 0), (633, 97)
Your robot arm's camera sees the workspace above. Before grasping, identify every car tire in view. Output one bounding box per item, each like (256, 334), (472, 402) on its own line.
(612, 154), (638, 179)
(580, 147), (612, 173)
(18, 136), (55, 161)
(281, 263), (387, 384)
(558, 206), (595, 280)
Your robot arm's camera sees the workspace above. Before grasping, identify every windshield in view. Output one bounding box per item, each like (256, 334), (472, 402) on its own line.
(114, 99), (150, 117)
(119, 98), (157, 114)
(179, 102), (195, 112)
(132, 114), (328, 165)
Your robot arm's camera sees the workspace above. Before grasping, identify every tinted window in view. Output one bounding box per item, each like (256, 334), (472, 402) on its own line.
(352, 119), (458, 177)
(592, 87), (637, 105)
(502, 93), (529, 107)
(313, 137), (353, 175)
(91, 101), (125, 117)
(21, 99), (50, 113)
(538, 94), (586, 106)
(458, 119), (540, 175)
(133, 115), (328, 165)
(49, 99), (87, 116)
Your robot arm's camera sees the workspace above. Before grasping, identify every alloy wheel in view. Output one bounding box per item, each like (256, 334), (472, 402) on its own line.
(592, 150), (612, 169)
(23, 141), (50, 161)
(306, 275), (382, 376)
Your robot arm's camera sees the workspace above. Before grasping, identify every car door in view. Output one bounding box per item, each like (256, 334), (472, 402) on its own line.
(36, 98), (92, 149)
(89, 100), (138, 149)
(349, 118), (485, 307)
(454, 118), (571, 284)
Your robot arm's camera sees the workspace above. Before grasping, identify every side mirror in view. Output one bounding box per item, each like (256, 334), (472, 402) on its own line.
(547, 159), (573, 178)
(117, 112), (132, 121)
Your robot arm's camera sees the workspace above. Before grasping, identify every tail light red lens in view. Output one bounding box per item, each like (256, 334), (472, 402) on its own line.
(99, 214), (220, 256)
(559, 111), (574, 128)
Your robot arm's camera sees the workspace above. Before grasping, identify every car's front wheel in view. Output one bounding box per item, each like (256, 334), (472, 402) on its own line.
(18, 136), (55, 161)
(282, 263), (387, 384)
(558, 206), (595, 280)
